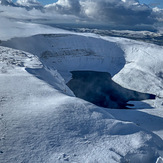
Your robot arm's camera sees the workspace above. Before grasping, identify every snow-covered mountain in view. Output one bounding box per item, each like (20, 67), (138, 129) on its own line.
(0, 43), (163, 163)
(57, 26), (163, 46)
(2, 33), (163, 96)
(0, 31), (163, 163)
(0, 0), (163, 162)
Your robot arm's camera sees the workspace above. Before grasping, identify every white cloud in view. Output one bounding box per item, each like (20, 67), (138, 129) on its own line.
(0, 0), (16, 6)
(0, 0), (162, 31)
(17, 0), (40, 6)
(45, 0), (156, 27)
(152, 7), (163, 32)
(0, 3), (80, 26)
(16, 0), (43, 10)
(45, 0), (81, 16)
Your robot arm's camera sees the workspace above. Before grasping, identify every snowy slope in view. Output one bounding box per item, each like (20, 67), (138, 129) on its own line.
(2, 34), (163, 95)
(1, 34), (163, 140)
(100, 36), (163, 94)
(0, 34), (126, 80)
(0, 16), (73, 41)
(1, 46), (163, 163)
(0, 1), (163, 162)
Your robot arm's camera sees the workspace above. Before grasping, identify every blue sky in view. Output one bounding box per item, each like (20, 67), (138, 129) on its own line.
(39, 0), (57, 5)
(139, 0), (163, 8)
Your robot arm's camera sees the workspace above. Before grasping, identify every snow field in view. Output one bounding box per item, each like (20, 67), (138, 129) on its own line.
(0, 33), (163, 162)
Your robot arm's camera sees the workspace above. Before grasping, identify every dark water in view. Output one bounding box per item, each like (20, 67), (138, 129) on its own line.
(67, 71), (155, 109)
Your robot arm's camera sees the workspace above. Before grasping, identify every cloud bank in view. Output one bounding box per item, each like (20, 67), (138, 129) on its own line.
(0, 0), (163, 31)
(0, 0), (43, 10)
(0, 0), (16, 6)
(45, 0), (157, 28)
(16, 0), (42, 7)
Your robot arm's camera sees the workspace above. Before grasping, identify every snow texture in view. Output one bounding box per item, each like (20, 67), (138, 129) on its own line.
(0, 32), (163, 162)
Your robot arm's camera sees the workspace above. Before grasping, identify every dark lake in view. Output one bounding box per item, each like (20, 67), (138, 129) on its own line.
(67, 71), (155, 109)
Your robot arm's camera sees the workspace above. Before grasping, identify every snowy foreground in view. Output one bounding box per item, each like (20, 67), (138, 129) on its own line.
(0, 32), (163, 163)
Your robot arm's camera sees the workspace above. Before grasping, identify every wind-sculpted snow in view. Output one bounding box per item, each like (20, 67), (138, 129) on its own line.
(1, 34), (126, 78)
(105, 37), (163, 95)
(1, 33), (163, 162)
(2, 33), (163, 96)
(1, 34), (163, 108)
(0, 45), (163, 162)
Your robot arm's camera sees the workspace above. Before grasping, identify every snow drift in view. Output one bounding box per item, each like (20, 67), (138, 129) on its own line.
(0, 33), (163, 162)
(2, 33), (163, 96)
(0, 45), (162, 163)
